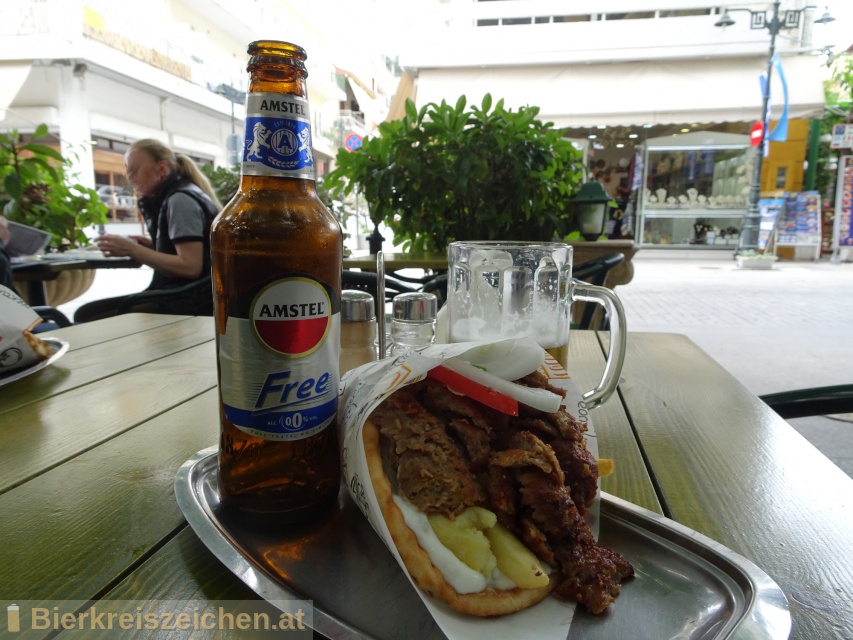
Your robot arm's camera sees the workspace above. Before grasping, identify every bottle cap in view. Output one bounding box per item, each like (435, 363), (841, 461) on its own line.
(342, 290), (375, 322)
(392, 292), (437, 321)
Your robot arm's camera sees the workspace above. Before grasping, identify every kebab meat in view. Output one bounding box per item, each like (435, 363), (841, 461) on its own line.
(363, 363), (633, 617)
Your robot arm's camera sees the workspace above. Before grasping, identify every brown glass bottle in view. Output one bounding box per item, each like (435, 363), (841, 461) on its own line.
(211, 40), (342, 523)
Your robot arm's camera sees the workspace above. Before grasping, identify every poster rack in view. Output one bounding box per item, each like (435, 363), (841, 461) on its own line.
(758, 198), (784, 255)
(775, 191), (822, 261)
(831, 155), (853, 262)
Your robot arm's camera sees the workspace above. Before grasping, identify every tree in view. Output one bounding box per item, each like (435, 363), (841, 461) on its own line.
(324, 95), (585, 253)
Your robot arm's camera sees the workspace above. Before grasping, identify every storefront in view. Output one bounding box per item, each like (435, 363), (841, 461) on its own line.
(563, 120), (817, 249)
(639, 130), (752, 248)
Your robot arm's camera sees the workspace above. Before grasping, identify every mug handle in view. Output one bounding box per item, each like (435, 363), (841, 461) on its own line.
(569, 281), (627, 408)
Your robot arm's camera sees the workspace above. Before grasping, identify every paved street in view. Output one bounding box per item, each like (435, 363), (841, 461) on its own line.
(57, 250), (853, 477)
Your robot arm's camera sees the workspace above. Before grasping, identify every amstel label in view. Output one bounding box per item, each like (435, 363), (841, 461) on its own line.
(242, 92), (314, 180)
(218, 275), (340, 440)
(252, 278), (331, 357)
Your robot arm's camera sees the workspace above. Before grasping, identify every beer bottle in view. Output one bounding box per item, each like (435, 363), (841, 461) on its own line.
(211, 40), (342, 523)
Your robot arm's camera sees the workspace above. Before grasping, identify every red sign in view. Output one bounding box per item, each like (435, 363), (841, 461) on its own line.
(345, 133), (363, 152)
(750, 121), (764, 147)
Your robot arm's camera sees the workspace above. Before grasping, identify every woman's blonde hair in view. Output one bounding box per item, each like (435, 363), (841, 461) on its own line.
(128, 138), (223, 209)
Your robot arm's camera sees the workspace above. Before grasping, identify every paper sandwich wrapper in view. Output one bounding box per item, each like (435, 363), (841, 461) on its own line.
(338, 339), (601, 640)
(0, 284), (49, 376)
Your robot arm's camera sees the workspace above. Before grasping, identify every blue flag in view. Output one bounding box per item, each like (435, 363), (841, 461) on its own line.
(760, 54), (790, 146)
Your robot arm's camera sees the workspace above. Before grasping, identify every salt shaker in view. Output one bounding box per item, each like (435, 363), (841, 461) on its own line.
(390, 292), (437, 356)
(340, 290), (377, 373)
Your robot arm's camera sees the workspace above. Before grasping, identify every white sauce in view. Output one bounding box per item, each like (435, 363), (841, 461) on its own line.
(393, 495), (518, 594)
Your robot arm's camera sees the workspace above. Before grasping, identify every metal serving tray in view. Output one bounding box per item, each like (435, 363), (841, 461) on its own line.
(176, 448), (791, 640)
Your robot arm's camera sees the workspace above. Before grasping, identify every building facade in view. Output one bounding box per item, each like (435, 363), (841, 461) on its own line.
(0, 0), (395, 226)
(395, 0), (837, 249)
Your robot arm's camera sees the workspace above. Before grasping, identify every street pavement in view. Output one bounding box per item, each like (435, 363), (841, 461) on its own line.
(57, 249), (853, 477)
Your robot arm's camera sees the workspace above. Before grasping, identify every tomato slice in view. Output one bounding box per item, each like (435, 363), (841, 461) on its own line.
(427, 365), (519, 416)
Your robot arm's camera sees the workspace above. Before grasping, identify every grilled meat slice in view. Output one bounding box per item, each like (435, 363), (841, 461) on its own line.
(420, 378), (499, 433)
(485, 465), (517, 529)
(519, 517), (555, 567)
(515, 467), (633, 615)
(368, 385), (485, 516)
(548, 438), (598, 511)
(447, 417), (492, 472)
(490, 431), (565, 483)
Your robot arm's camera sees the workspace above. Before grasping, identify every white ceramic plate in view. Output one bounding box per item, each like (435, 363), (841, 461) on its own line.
(0, 338), (70, 387)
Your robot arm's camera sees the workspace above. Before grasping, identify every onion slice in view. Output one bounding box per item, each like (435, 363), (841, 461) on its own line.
(456, 337), (546, 382)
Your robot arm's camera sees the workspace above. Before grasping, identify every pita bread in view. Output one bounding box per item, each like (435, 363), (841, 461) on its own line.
(23, 330), (51, 360)
(363, 417), (556, 617)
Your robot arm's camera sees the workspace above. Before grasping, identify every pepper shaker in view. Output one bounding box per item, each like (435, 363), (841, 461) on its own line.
(340, 290), (377, 373)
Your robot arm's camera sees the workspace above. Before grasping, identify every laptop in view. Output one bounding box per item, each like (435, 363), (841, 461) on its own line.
(4, 220), (53, 258)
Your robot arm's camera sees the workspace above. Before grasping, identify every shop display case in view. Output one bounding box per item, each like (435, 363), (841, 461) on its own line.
(638, 131), (752, 248)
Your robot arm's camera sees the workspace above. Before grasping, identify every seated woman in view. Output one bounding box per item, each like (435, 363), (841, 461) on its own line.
(74, 139), (222, 322)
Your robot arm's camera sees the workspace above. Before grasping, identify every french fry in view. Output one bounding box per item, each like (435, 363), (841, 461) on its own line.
(596, 458), (615, 477)
(453, 506), (497, 530)
(429, 513), (497, 577)
(484, 522), (550, 589)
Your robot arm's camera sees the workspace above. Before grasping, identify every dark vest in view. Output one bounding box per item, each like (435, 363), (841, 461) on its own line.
(137, 174), (219, 316)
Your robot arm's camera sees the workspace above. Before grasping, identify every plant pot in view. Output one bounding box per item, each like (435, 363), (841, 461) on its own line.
(14, 269), (96, 306)
(736, 256), (776, 270)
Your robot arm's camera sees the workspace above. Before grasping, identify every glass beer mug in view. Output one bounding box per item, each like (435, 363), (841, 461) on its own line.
(446, 241), (626, 408)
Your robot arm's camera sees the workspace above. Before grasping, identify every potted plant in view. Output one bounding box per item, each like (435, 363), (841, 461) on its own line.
(1, 124), (109, 304)
(736, 250), (778, 270)
(1, 124), (108, 250)
(200, 162), (240, 208)
(324, 95), (586, 253)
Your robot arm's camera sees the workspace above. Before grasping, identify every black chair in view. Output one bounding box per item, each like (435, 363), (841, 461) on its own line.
(759, 385), (853, 420)
(115, 276), (214, 316)
(421, 273), (448, 309)
(342, 270), (420, 319)
(571, 252), (625, 331)
(31, 306), (72, 328)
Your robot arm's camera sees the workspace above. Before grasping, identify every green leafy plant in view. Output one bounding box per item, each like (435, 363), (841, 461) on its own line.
(324, 95), (585, 253)
(200, 163), (240, 207)
(817, 53), (853, 196)
(0, 124), (107, 250)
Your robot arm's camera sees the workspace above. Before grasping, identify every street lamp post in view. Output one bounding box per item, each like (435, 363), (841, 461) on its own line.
(715, 2), (835, 256)
(216, 83), (247, 166)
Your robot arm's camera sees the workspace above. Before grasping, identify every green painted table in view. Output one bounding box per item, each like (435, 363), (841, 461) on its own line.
(0, 315), (850, 638)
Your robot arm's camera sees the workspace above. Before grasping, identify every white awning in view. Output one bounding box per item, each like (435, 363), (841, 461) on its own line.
(0, 61), (33, 122)
(386, 70), (416, 122)
(413, 55), (827, 128)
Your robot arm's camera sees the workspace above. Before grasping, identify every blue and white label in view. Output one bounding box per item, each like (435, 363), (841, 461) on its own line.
(242, 92), (314, 180)
(218, 275), (340, 441)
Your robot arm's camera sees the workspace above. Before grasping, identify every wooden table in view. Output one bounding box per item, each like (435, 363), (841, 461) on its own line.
(11, 255), (140, 306)
(343, 240), (638, 288)
(343, 252), (449, 272)
(1, 314), (850, 639)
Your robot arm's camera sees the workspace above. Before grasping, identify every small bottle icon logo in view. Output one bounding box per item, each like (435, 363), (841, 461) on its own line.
(7, 604), (20, 633)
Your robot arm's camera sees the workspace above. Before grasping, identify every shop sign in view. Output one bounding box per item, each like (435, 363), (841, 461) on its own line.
(835, 155), (853, 246)
(830, 124), (853, 150)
